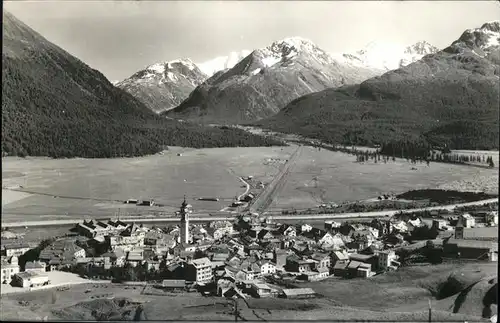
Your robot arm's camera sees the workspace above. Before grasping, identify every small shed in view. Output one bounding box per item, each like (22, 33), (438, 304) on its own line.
(281, 288), (316, 299)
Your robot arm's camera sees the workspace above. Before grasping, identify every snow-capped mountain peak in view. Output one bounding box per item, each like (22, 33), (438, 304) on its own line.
(116, 57), (207, 113)
(404, 40), (439, 55)
(197, 50), (251, 77)
(255, 36), (333, 68)
(456, 20), (500, 51)
(332, 40), (440, 71)
(145, 58), (197, 75)
(118, 58), (204, 86)
(268, 37), (317, 54)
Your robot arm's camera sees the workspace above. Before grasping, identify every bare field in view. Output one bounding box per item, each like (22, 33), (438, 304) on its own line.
(2, 147), (295, 222)
(268, 146), (499, 211)
(3, 145), (498, 222)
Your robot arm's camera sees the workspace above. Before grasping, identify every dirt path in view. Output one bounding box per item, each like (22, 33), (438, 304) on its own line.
(249, 145), (302, 214)
(237, 177), (251, 201)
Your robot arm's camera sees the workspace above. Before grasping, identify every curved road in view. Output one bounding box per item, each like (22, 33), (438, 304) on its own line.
(2, 198), (497, 228)
(237, 177), (251, 201)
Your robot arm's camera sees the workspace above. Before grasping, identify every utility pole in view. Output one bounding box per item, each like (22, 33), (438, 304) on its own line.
(234, 299), (238, 323)
(428, 299), (432, 323)
(228, 298), (238, 322)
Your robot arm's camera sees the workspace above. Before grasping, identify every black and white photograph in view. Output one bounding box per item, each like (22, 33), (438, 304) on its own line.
(1, 0), (499, 321)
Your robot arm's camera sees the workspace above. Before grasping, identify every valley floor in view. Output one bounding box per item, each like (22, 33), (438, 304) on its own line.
(2, 145), (498, 223)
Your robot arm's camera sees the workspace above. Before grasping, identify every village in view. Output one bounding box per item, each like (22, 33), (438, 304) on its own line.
(1, 197), (498, 301)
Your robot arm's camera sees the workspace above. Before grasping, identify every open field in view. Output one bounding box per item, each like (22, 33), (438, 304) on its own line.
(268, 146), (499, 211)
(3, 145), (498, 222)
(1, 263), (495, 321)
(1, 146), (295, 222)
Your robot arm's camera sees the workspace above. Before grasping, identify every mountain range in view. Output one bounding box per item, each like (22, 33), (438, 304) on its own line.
(1, 11), (281, 158)
(331, 40), (439, 72)
(162, 38), (394, 123)
(3, 10), (498, 158)
(118, 39), (439, 116)
(259, 21), (500, 150)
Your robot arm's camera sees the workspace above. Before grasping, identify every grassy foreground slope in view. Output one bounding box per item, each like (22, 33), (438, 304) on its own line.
(1, 11), (282, 158)
(259, 22), (500, 150)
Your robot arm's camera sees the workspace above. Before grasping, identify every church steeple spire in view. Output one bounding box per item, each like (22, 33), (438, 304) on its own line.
(179, 196), (190, 244)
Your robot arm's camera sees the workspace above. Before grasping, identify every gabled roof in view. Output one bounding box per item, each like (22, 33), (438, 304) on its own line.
(39, 240), (84, 261)
(25, 261), (46, 269)
(333, 261), (348, 270)
(333, 251), (349, 260)
(311, 253), (329, 261)
(191, 257), (211, 267)
(347, 260), (363, 269)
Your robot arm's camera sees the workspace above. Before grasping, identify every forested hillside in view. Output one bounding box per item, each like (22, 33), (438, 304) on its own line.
(2, 11), (282, 158)
(259, 22), (500, 151)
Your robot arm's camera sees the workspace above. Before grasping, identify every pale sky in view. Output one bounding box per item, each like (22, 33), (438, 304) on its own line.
(4, 1), (500, 81)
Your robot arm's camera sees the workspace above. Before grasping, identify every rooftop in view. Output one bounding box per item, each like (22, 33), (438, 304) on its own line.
(15, 271), (48, 279)
(282, 288), (315, 296)
(191, 257), (211, 267)
(252, 283), (271, 289)
(447, 238), (498, 251)
(3, 243), (30, 250)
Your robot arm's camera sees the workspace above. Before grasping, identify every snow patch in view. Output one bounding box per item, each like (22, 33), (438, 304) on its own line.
(251, 68), (262, 75)
(331, 41), (439, 71)
(197, 50), (251, 76)
(167, 72), (178, 82)
(148, 63), (165, 74)
(168, 58), (196, 70)
(261, 56), (281, 68)
(484, 31), (500, 48)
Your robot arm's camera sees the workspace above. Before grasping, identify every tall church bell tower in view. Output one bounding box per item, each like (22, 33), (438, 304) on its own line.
(180, 196), (191, 244)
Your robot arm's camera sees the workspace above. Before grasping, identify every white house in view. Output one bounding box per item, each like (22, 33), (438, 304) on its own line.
(187, 257), (213, 284)
(1, 256), (20, 284)
(461, 214), (475, 228)
(257, 260), (276, 275)
(393, 221), (409, 233)
(377, 250), (399, 271)
(282, 226), (297, 237)
(301, 224), (312, 233)
(324, 220), (341, 231)
(12, 271), (49, 288)
(2, 243), (31, 257)
(432, 219), (448, 230)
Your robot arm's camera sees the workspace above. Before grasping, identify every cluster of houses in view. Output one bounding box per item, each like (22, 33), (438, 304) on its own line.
(0, 200), (497, 295)
(1, 241), (50, 288)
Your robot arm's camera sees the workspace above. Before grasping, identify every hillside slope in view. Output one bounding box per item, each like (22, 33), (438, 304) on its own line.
(164, 37), (382, 124)
(116, 59), (207, 114)
(260, 22), (500, 150)
(1, 11), (282, 158)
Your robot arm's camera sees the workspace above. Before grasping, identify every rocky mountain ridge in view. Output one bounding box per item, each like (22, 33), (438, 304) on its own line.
(259, 21), (500, 150)
(116, 59), (207, 114)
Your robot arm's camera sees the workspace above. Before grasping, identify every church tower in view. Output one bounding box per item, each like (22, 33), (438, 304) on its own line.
(179, 196), (191, 244)
(454, 217), (464, 239)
